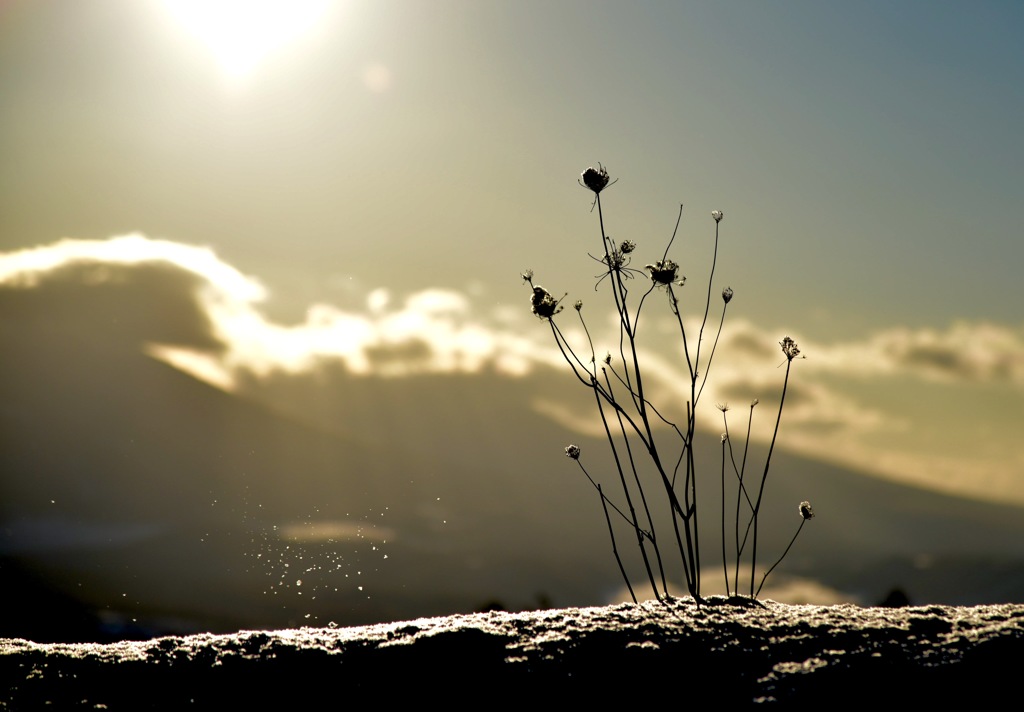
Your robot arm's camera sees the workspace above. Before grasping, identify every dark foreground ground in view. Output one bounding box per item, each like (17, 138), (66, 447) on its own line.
(2, 597), (1022, 708)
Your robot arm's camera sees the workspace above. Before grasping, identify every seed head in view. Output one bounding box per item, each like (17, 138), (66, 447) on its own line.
(573, 299), (583, 311)
(722, 286), (734, 304)
(645, 259), (682, 286)
(799, 501), (815, 520)
(619, 239), (637, 254)
(712, 210), (724, 223)
(580, 165), (611, 194)
(530, 286), (563, 319)
(565, 444), (581, 460)
(521, 269), (534, 283)
(780, 336), (801, 361)
(721, 433), (729, 443)
(602, 250), (626, 270)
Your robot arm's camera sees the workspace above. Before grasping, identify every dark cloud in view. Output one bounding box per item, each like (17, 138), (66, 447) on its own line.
(900, 343), (973, 379)
(0, 259), (221, 352)
(725, 329), (777, 359)
(868, 323), (1024, 386)
(364, 339), (433, 369)
(714, 377), (817, 410)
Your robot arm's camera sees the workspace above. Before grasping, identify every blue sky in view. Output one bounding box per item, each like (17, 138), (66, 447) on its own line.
(2, 0), (1023, 508)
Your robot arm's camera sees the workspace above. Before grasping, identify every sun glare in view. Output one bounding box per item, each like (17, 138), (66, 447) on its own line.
(160, 0), (331, 80)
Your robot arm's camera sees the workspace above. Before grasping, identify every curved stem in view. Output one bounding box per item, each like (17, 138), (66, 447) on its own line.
(694, 220), (721, 373)
(756, 518), (806, 597)
(593, 379), (661, 601)
(599, 484), (637, 604)
(750, 359), (793, 596)
(720, 437), (730, 597)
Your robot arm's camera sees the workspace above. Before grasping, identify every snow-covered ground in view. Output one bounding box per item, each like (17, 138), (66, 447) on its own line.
(3, 597), (1022, 707)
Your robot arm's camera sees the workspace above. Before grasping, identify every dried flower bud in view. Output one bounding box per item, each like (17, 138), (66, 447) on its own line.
(721, 433), (729, 443)
(799, 501), (815, 520)
(645, 259), (680, 286)
(530, 286), (563, 319)
(712, 210), (724, 223)
(573, 299), (583, 311)
(619, 239), (636, 254)
(780, 336), (801, 361)
(722, 286), (734, 303)
(521, 269), (534, 283)
(603, 352), (612, 365)
(565, 444), (581, 460)
(580, 165), (611, 194)
(750, 398), (759, 407)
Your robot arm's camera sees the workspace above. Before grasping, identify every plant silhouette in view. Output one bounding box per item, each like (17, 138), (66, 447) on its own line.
(524, 165), (812, 601)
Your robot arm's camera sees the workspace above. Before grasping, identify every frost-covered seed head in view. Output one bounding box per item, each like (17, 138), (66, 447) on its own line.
(530, 286), (563, 319)
(799, 501), (815, 520)
(645, 259), (680, 286)
(781, 336), (801, 361)
(581, 165), (611, 194)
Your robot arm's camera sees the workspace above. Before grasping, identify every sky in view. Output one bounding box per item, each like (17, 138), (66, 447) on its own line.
(1, 0), (1023, 573)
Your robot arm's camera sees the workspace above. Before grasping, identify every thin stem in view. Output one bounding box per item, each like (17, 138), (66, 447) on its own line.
(696, 303), (728, 405)
(604, 369), (668, 597)
(731, 404), (757, 593)
(595, 195), (638, 402)
(720, 436), (730, 597)
(599, 484), (637, 604)
(750, 359), (793, 596)
(686, 418), (700, 594)
(734, 402), (758, 591)
(577, 310), (599, 379)
(575, 460), (642, 531)
(661, 204), (684, 263)
(755, 518), (806, 597)
(669, 285), (696, 381)
(597, 195), (698, 598)
(593, 379), (661, 601)
(630, 282), (658, 344)
(694, 220), (721, 376)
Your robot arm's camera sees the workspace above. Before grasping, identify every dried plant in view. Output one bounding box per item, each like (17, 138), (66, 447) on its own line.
(525, 165), (813, 602)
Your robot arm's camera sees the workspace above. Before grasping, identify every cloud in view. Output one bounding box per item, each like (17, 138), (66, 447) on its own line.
(196, 286), (561, 384)
(708, 318), (1024, 388)
(802, 322), (1024, 386)
(0, 235), (560, 391)
(3, 235), (1021, 505)
(0, 235), (1012, 416)
(0, 234), (265, 302)
(620, 319), (1024, 504)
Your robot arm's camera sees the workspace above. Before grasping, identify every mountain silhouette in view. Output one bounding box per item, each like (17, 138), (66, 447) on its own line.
(2, 257), (1023, 640)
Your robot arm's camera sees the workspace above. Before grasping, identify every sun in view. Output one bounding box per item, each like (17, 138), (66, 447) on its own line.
(160, 0), (331, 80)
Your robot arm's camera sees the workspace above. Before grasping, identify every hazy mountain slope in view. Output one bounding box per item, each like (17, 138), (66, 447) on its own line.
(2, 265), (1023, 640)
